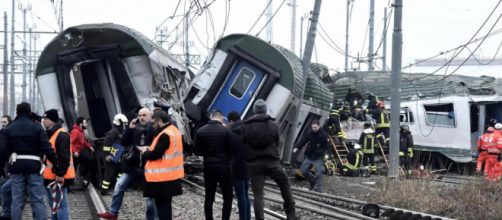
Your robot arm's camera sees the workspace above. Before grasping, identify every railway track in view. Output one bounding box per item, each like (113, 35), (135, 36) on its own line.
(264, 180), (455, 220)
(186, 175), (377, 219)
(416, 174), (484, 186)
(20, 183), (106, 219)
(182, 178), (286, 220)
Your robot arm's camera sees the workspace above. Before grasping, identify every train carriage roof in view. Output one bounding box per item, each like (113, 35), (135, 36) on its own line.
(215, 34), (333, 111)
(36, 23), (184, 76)
(328, 71), (501, 101)
(216, 34), (305, 98)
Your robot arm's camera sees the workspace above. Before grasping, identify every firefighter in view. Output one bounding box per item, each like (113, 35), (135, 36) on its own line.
(365, 92), (379, 110)
(485, 123), (502, 182)
(399, 125), (414, 177)
(345, 88), (364, 112)
(323, 109), (346, 142)
(341, 143), (363, 177)
(367, 101), (390, 144)
(359, 122), (384, 173)
(476, 126), (496, 176)
(101, 114), (128, 196)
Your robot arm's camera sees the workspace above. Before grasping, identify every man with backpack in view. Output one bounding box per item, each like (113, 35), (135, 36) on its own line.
(241, 99), (296, 220)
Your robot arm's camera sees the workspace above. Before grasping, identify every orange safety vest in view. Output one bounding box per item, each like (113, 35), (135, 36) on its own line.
(144, 125), (184, 182)
(43, 128), (76, 180)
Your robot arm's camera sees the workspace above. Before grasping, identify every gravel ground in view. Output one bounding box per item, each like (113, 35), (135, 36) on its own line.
(101, 186), (241, 219)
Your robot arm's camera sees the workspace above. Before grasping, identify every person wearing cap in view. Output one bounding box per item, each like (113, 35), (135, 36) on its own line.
(100, 114), (128, 196)
(342, 142), (364, 177)
(138, 110), (183, 220)
(293, 120), (330, 192)
(194, 110), (233, 220)
(241, 99), (296, 220)
(42, 109), (74, 220)
(399, 125), (414, 177)
(0, 102), (58, 220)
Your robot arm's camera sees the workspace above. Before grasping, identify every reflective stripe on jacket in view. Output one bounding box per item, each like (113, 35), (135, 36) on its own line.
(44, 128), (75, 180)
(144, 125), (184, 182)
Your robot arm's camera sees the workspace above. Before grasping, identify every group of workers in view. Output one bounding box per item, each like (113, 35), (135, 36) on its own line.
(293, 88), (415, 192)
(477, 122), (502, 182)
(0, 102), (183, 220)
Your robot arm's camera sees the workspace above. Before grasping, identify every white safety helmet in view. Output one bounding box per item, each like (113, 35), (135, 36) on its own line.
(354, 143), (361, 149)
(495, 123), (502, 130)
(113, 113), (128, 126)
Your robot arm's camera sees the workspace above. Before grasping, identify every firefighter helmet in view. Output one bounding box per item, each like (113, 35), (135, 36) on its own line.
(113, 113), (128, 126)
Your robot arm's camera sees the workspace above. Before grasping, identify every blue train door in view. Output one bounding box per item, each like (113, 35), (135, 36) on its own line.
(210, 61), (265, 118)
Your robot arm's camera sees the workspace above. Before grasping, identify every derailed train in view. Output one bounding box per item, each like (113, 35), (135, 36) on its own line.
(35, 24), (331, 165)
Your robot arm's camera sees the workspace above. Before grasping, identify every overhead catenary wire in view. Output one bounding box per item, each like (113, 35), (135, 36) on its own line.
(255, 0), (288, 37)
(247, 0), (273, 34)
(405, 0), (502, 82)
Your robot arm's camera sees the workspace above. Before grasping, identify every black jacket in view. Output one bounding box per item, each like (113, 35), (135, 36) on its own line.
(0, 114), (58, 174)
(229, 120), (248, 180)
(346, 148), (363, 167)
(241, 114), (280, 164)
(399, 131), (413, 153)
(103, 125), (125, 157)
(295, 130), (330, 160)
(120, 122), (154, 172)
(324, 115), (341, 135)
(143, 123), (182, 199)
(45, 123), (73, 186)
(194, 120), (232, 167)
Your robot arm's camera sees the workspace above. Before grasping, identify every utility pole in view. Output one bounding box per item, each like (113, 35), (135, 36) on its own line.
(59, 0), (63, 31)
(3, 12), (8, 115)
(22, 8), (26, 102)
(368, 0), (375, 71)
(184, 10), (190, 69)
(28, 28), (32, 104)
(389, 0), (403, 178)
(382, 7), (388, 72)
(299, 15), (304, 58)
(290, 0), (296, 52)
(33, 34), (38, 112)
(9, 0), (16, 116)
(344, 0), (351, 72)
(283, 0), (322, 164)
(266, 0), (273, 42)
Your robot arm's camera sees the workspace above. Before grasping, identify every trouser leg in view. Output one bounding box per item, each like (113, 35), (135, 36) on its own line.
(267, 164), (296, 219)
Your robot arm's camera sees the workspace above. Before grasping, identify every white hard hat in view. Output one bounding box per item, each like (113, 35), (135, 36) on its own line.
(495, 123), (502, 130)
(113, 113), (128, 126)
(354, 143), (361, 149)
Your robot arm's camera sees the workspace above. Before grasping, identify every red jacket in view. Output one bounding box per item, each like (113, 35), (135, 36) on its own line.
(70, 124), (92, 154)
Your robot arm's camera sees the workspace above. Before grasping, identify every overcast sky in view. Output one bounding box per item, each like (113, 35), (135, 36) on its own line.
(1, 0), (502, 77)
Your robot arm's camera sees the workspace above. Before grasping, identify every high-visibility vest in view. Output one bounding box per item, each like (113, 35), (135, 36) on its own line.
(144, 125), (184, 182)
(362, 134), (376, 154)
(43, 128), (76, 180)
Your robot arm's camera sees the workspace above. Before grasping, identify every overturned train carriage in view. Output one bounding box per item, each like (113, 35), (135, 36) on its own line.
(327, 71), (502, 171)
(184, 34), (332, 164)
(35, 23), (192, 140)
